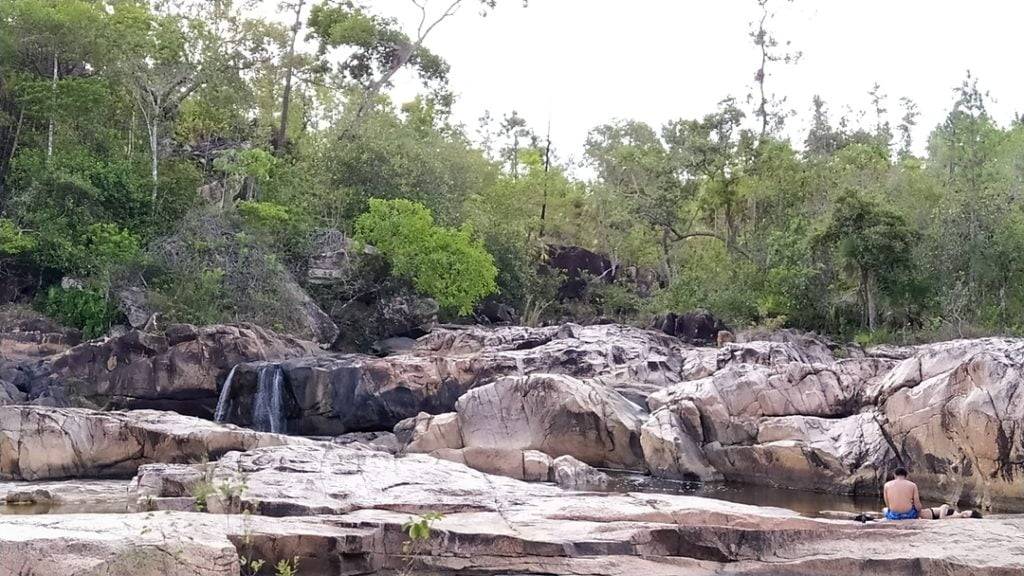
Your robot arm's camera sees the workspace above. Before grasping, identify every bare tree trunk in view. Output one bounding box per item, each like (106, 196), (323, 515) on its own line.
(128, 108), (134, 158)
(1, 108), (23, 183)
(660, 228), (673, 286)
(148, 115), (159, 202)
(538, 127), (551, 238)
(863, 268), (878, 331)
(46, 53), (57, 163)
(274, 0), (305, 156)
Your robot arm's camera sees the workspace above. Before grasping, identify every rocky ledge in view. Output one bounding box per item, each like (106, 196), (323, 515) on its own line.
(2, 435), (1022, 576)
(393, 330), (1024, 510)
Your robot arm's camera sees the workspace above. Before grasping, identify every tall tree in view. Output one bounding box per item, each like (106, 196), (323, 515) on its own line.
(815, 190), (917, 331)
(111, 0), (276, 201)
(749, 0), (800, 140)
(273, 0), (307, 156)
(663, 99), (752, 252)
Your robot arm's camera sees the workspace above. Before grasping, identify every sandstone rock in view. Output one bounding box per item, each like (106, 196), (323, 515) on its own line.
(220, 323), (713, 435)
(105, 443), (1024, 576)
(545, 244), (615, 300)
(115, 286), (154, 329)
(641, 406), (720, 482)
(0, 406), (306, 480)
(706, 413), (893, 492)
(0, 304), (81, 361)
(0, 479), (129, 511)
(395, 411), (463, 453)
(431, 446), (552, 482)
(332, 431), (399, 453)
(0, 512), (381, 576)
(551, 454), (609, 488)
(25, 323), (320, 418)
(282, 274), (340, 346)
(455, 373), (646, 470)
(4, 488), (55, 505)
(879, 341), (1024, 509)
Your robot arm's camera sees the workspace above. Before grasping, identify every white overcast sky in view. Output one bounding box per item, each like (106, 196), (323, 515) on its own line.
(289, 1), (1024, 165)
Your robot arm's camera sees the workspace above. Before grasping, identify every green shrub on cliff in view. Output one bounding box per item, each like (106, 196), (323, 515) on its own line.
(355, 199), (497, 315)
(38, 286), (118, 339)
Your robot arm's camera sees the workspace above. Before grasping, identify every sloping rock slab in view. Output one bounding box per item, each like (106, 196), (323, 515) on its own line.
(0, 406), (307, 480)
(118, 443), (1024, 576)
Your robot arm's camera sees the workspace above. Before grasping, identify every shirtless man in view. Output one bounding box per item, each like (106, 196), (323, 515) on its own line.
(883, 467), (922, 520)
(883, 467), (982, 520)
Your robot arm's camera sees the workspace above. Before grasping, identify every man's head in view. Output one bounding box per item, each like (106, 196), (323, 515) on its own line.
(894, 466), (908, 478)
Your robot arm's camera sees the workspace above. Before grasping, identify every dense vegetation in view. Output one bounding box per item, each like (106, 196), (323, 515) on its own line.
(3, 0), (1024, 346)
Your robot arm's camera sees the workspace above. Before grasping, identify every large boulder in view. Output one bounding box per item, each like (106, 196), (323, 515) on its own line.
(24, 323), (320, 418)
(878, 340), (1024, 509)
(640, 405), (720, 482)
(452, 373), (646, 470)
(545, 244), (616, 300)
(642, 334), (1024, 509)
(706, 413), (893, 492)
(0, 405), (305, 480)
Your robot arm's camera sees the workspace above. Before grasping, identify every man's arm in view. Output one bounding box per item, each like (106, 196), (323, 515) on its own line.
(913, 484), (923, 511)
(883, 482), (891, 509)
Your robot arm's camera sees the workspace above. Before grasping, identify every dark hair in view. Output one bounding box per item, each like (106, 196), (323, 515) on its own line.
(894, 467), (908, 477)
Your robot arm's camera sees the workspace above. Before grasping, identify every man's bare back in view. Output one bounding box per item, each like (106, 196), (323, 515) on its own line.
(884, 477), (922, 514)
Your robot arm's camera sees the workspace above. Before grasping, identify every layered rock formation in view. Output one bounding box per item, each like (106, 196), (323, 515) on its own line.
(0, 405), (1021, 575)
(80, 442), (1024, 575)
(18, 323), (320, 417)
(218, 323), (716, 434)
(0, 405), (305, 480)
(11, 318), (1024, 511)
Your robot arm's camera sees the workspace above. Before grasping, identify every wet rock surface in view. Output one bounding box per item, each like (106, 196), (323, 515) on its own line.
(218, 323), (716, 435)
(17, 323), (320, 417)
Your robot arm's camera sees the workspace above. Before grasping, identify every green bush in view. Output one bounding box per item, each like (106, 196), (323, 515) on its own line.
(0, 218), (35, 256)
(38, 286), (119, 339)
(355, 199), (498, 315)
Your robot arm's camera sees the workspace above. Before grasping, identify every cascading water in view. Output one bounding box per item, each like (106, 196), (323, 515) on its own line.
(213, 363), (287, 433)
(251, 364), (286, 434)
(213, 365), (238, 423)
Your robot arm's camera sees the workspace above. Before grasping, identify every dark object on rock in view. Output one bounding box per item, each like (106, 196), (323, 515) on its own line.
(651, 309), (729, 346)
(330, 292), (438, 352)
(371, 337), (417, 356)
(717, 330), (735, 347)
(545, 245), (616, 300)
(475, 298), (517, 325)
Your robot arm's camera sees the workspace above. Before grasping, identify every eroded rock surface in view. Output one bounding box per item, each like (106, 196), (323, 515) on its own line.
(110, 443), (1024, 576)
(648, 336), (1024, 509)
(219, 323), (716, 434)
(23, 323), (320, 417)
(0, 406), (305, 480)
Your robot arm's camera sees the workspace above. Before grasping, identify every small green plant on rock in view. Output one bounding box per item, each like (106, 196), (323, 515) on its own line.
(273, 557), (301, 576)
(400, 512), (444, 575)
(191, 480), (216, 512)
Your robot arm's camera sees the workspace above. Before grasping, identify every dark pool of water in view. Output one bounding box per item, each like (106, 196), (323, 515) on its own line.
(590, 472), (904, 517)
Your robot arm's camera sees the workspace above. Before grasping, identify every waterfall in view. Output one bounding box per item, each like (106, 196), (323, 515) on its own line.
(213, 363), (287, 433)
(213, 365), (238, 423)
(251, 364), (286, 434)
